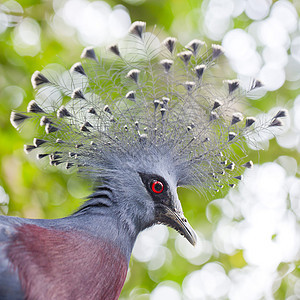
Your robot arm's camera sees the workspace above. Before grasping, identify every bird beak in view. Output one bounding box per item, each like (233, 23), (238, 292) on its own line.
(155, 203), (197, 246)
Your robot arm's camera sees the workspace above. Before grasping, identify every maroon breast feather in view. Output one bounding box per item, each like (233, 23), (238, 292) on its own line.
(7, 224), (127, 300)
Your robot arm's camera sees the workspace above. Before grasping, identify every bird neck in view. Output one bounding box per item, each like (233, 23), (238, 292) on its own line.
(68, 185), (142, 262)
(66, 212), (137, 263)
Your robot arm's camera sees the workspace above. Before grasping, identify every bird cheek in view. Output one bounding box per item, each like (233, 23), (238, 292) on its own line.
(152, 191), (171, 207)
(160, 197), (170, 206)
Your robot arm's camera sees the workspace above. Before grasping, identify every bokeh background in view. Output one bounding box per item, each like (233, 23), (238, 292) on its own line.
(1, 0), (300, 299)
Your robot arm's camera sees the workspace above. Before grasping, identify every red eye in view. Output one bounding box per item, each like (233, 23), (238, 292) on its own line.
(151, 180), (164, 194)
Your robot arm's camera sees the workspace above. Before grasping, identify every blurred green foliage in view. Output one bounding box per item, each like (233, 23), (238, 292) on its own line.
(1, 0), (300, 299)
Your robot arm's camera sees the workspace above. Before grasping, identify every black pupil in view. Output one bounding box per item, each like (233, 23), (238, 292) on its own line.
(154, 182), (163, 192)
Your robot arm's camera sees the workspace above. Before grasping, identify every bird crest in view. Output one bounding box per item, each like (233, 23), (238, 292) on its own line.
(10, 21), (286, 193)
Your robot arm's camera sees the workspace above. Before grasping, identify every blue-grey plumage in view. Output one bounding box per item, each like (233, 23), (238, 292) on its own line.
(6, 21), (287, 299)
(0, 221), (23, 299)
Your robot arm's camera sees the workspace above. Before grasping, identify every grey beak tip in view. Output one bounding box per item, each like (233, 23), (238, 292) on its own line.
(189, 231), (198, 246)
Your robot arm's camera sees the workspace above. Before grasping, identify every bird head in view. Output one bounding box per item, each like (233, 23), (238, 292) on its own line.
(10, 21), (286, 245)
(96, 148), (197, 245)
